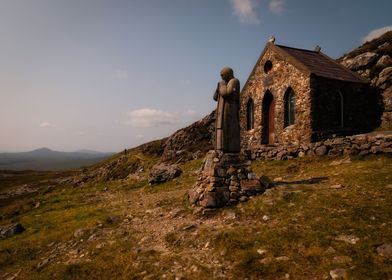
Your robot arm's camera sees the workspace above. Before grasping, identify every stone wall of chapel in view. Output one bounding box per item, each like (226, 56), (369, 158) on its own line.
(310, 77), (382, 141)
(240, 47), (312, 150)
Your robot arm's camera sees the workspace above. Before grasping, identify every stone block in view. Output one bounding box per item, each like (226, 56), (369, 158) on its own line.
(247, 172), (258, 180)
(200, 190), (230, 208)
(230, 178), (239, 185)
(359, 150), (370, 156)
(260, 176), (273, 189)
(381, 147), (392, 153)
(315, 145), (327, 156)
(230, 174), (239, 182)
(228, 199), (239, 205)
(238, 173), (247, 180)
(371, 146), (382, 154)
(226, 166), (237, 176)
(360, 143), (370, 150)
(229, 186), (240, 192)
(240, 179), (263, 194)
(230, 192), (239, 199)
(214, 167), (227, 177)
(188, 186), (203, 204)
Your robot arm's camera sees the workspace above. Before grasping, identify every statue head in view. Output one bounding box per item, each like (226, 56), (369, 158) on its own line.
(220, 67), (234, 82)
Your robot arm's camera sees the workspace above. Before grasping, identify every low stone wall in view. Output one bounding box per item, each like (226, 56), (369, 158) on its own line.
(246, 133), (392, 161)
(189, 150), (269, 208)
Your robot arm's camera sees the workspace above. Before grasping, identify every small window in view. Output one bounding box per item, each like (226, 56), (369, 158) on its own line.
(247, 98), (254, 130)
(284, 88), (295, 127)
(264, 60), (273, 74)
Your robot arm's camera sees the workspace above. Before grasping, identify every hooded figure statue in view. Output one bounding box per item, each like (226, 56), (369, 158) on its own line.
(213, 67), (240, 153)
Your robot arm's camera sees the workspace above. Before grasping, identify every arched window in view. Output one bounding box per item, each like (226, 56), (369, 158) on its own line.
(337, 91), (344, 128)
(284, 88), (295, 127)
(247, 98), (254, 130)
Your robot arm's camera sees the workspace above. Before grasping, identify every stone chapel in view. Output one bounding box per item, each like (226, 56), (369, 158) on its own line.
(239, 39), (381, 151)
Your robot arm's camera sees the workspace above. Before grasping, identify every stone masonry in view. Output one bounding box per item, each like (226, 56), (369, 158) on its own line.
(245, 133), (392, 161)
(189, 150), (266, 208)
(240, 46), (312, 147)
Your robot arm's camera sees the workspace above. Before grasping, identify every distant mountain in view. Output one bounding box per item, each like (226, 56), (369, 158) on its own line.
(74, 149), (108, 155)
(0, 148), (114, 171)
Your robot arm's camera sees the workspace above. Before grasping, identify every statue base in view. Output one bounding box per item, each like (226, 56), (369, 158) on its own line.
(189, 150), (266, 208)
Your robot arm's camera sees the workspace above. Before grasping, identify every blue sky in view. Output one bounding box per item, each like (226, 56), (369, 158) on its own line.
(0, 0), (391, 152)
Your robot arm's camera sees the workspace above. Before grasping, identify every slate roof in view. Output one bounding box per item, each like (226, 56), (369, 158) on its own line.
(274, 44), (367, 83)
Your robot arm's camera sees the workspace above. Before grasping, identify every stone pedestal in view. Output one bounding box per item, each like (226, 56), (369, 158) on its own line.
(189, 150), (265, 208)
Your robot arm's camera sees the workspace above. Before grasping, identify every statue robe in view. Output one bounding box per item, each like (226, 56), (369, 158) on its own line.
(213, 78), (240, 153)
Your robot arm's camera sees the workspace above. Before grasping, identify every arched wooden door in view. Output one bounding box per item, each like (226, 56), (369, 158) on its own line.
(262, 91), (275, 144)
(268, 98), (275, 144)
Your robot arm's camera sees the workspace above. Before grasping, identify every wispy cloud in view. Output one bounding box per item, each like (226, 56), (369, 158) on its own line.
(269, 0), (285, 14)
(72, 130), (85, 136)
(135, 134), (145, 139)
(124, 108), (201, 128)
(230, 0), (285, 24)
(361, 26), (392, 43)
(125, 108), (180, 128)
(230, 0), (260, 24)
(39, 122), (52, 128)
(184, 109), (199, 118)
(115, 69), (128, 80)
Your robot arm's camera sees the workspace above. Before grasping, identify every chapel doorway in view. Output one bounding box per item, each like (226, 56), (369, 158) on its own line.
(262, 91), (275, 144)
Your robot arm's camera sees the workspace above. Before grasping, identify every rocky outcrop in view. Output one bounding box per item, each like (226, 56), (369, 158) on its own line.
(339, 31), (392, 129)
(161, 111), (215, 163)
(341, 52), (379, 71)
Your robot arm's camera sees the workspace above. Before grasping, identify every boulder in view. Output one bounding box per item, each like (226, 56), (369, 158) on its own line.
(377, 244), (392, 258)
(0, 223), (25, 238)
(376, 67), (392, 89)
(330, 268), (348, 279)
(148, 163), (182, 184)
(315, 145), (328, 156)
(341, 52), (378, 70)
(376, 55), (392, 69)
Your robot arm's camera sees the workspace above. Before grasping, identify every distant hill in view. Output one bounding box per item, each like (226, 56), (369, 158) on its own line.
(0, 148), (114, 171)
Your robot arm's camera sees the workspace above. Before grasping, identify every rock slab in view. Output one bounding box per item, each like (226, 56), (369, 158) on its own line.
(0, 223), (25, 238)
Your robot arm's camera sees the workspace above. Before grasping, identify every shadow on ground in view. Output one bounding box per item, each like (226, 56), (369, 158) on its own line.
(273, 176), (329, 186)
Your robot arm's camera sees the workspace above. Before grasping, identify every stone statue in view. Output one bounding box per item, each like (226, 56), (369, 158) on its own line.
(213, 67), (240, 153)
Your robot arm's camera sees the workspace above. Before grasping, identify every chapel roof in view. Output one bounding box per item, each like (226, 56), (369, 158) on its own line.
(274, 44), (366, 83)
(243, 42), (367, 92)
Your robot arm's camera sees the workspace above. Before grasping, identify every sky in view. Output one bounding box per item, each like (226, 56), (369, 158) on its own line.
(0, 0), (391, 152)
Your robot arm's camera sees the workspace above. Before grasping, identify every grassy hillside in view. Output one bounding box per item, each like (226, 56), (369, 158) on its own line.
(1, 150), (391, 279)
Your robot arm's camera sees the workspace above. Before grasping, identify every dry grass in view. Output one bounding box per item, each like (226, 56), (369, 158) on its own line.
(1, 154), (391, 279)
